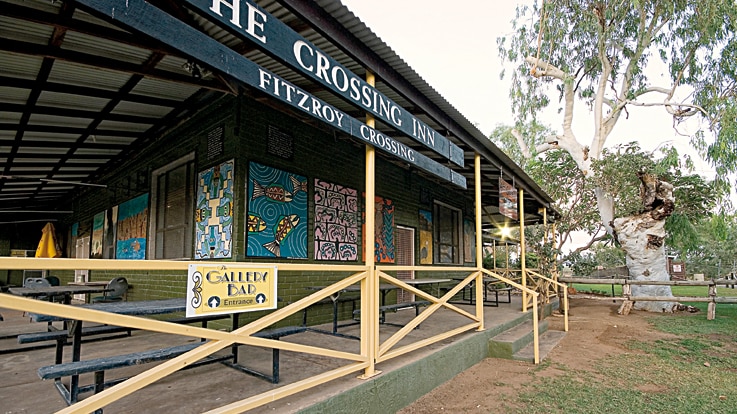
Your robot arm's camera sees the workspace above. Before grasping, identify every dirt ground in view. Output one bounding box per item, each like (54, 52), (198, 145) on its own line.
(398, 298), (677, 413)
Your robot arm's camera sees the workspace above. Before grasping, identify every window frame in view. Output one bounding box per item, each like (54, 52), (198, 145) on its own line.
(147, 153), (195, 260)
(433, 201), (462, 264)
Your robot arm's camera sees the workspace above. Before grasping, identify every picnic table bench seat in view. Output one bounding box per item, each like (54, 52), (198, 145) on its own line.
(353, 300), (430, 324)
(301, 295), (359, 326)
(18, 325), (132, 345)
(17, 325), (132, 363)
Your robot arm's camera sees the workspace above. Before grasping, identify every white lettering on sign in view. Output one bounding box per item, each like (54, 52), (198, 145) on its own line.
(209, 0), (267, 43)
(359, 125), (416, 162)
(293, 40), (403, 128)
(258, 69), (346, 128)
(412, 118), (436, 147)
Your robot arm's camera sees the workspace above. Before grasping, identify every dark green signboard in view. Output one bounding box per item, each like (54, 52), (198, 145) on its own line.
(184, 0), (464, 168)
(76, 0), (466, 188)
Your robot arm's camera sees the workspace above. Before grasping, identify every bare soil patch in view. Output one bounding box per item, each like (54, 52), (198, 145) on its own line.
(399, 298), (676, 413)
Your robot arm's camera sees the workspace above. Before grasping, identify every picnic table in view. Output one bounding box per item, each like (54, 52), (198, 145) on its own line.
(8, 285), (110, 305)
(403, 278), (451, 296)
(305, 284), (399, 337)
(305, 281), (441, 335)
(28, 298), (238, 404)
(29, 298), (306, 406)
(451, 277), (512, 307)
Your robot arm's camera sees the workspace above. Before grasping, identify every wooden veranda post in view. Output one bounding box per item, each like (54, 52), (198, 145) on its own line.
(475, 153), (484, 330)
(519, 188), (527, 312)
(361, 71), (379, 379)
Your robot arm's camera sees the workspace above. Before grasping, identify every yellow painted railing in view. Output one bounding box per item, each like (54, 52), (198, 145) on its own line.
(479, 268), (541, 363)
(0, 257), (548, 413)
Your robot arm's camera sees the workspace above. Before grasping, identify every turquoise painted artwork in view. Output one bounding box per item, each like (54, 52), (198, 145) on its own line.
(247, 162), (307, 258)
(115, 193), (149, 260)
(91, 211), (104, 259)
(195, 160), (234, 259)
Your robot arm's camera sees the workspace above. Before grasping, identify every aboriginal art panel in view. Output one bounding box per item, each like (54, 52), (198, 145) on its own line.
(363, 196), (395, 263)
(90, 211), (105, 259)
(246, 162), (308, 258)
(464, 218), (476, 263)
(313, 179), (358, 261)
(69, 222), (79, 258)
(115, 193), (149, 260)
(418, 209), (433, 264)
(103, 207), (118, 259)
(195, 160), (234, 259)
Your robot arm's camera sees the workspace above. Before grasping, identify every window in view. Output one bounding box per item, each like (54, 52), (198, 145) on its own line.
(149, 154), (195, 259)
(434, 202), (461, 264)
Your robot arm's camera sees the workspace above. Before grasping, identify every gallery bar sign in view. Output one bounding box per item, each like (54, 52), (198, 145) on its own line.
(75, 0), (466, 188)
(185, 0), (465, 168)
(186, 264), (277, 316)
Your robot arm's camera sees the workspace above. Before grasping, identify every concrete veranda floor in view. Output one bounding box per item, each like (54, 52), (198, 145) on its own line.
(0, 295), (531, 413)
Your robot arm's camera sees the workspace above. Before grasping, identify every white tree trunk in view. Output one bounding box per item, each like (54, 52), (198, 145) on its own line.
(612, 174), (677, 312)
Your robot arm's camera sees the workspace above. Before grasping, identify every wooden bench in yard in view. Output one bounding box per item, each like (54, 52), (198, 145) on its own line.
(37, 325), (307, 408)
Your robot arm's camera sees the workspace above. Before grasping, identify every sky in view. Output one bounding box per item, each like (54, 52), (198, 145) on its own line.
(339, 0), (715, 176)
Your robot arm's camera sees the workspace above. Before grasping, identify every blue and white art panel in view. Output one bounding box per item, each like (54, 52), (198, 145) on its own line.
(195, 160), (234, 259)
(246, 162), (308, 258)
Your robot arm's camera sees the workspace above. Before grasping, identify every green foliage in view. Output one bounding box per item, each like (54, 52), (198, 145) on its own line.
(564, 251), (597, 277)
(527, 151), (600, 242)
(593, 142), (719, 217)
(498, 1), (737, 184)
(685, 213), (737, 276)
(489, 122), (553, 168)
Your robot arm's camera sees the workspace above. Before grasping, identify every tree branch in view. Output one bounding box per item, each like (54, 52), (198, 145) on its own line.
(525, 56), (567, 80)
(511, 129), (533, 159)
(571, 227), (608, 254)
(523, 57), (589, 174)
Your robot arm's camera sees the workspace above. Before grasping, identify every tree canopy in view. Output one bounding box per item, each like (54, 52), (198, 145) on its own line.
(493, 122), (721, 258)
(497, 0), (737, 194)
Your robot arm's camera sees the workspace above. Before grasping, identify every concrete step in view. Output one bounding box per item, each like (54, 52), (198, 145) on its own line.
(513, 329), (567, 363)
(488, 319), (549, 359)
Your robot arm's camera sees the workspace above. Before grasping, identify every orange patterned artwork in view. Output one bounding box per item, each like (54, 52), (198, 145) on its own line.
(419, 209), (433, 264)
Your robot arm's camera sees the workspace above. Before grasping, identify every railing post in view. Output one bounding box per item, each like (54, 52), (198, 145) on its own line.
(519, 188), (527, 312)
(474, 153), (484, 330)
(360, 71), (379, 379)
(532, 295), (539, 364)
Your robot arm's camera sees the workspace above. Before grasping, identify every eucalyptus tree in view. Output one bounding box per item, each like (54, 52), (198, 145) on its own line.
(681, 213), (737, 277)
(498, 1), (735, 311)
